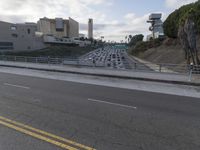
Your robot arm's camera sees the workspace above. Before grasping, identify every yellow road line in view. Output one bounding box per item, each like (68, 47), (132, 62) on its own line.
(0, 116), (95, 150)
(0, 120), (77, 150)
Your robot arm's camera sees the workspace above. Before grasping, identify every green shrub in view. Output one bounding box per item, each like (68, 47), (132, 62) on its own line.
(128, 34), (144, 47)
(129, 39), (163, 55)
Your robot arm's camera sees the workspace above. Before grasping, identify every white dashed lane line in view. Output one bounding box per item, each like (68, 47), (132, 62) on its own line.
(87, 98), (137, 109)
(3, 83), (30, 90)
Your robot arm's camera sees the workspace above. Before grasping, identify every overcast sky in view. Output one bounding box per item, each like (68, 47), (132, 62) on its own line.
(0, 0), (198, 41)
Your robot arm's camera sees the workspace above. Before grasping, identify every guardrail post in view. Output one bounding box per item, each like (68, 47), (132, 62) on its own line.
(48, 57), (50, 65)
(61, 58), (64, 65)
(159, 64), (162, 72)
(77, 59), (79, 66)
(134, 63), (137, 70)
(188, 63), (193, 82)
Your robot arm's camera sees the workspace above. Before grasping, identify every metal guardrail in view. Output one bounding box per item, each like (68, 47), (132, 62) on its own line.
(0, 55), (199, 76)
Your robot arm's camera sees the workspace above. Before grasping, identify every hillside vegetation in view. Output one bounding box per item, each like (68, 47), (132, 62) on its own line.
(129, 0), (200, 65)
(128, 38), (163, 56)
(163, 0), (200, 38)
(2, 46), (94, 58)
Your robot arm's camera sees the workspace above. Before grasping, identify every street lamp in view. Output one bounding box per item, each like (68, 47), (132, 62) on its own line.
(100, 36), (104, 50)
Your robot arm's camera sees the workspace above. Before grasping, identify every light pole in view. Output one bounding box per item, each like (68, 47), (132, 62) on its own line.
(101, 36), (104, 50)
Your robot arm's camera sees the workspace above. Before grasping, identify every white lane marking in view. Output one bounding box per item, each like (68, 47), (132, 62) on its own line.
(87, 98), (137, 109)
(4, 83), (30, 90)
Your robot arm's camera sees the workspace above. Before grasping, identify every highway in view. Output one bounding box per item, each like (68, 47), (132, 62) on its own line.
(0, 72), (200, 150)
(79, 46), (132, 69)
(79, 46), (153, 72)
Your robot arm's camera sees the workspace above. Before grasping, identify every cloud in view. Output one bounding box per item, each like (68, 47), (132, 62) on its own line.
(0, 0), (109, 23)
(93, 13), (152, 41)
(165, 0), (198, 9)
(0, 0), (158, 42)
(124, 13), (136, 20)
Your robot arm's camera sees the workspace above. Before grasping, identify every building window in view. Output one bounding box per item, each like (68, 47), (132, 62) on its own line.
(12, 34), (18, 38)
(0, 42), (13, 50)
(11, 26), (17, 30)
(27, 29), (31, 34)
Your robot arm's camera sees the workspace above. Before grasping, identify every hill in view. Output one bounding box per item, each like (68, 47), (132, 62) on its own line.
(1, 46), (94, 58)
(134, 37), (200, 65)
(163, 0), (200, 38)
(129, 0), (200, 65)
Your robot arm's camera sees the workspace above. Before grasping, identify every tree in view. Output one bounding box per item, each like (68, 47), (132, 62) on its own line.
(128, 35), (132, 43)
(163, 0), (200, 38)
(128, 34), (144, 47)
(178, 9), (200, 65)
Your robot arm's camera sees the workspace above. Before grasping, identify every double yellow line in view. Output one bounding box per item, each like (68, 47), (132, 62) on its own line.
(0, 116), (95, 150)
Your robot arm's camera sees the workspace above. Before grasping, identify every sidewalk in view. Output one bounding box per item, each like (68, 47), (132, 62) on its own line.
(0, 60), (199, 86)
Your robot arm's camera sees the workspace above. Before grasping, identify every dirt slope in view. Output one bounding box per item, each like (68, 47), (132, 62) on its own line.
(137, 37), (200, 65)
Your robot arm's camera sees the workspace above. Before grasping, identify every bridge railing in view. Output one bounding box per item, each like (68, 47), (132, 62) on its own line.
(0, 55), (199, 75)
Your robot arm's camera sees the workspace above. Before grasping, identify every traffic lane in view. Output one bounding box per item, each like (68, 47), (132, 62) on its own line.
(0, 86), (141, 150)
(0, 72), (200, 149)
(0, 87), (200, 150)
(0, 71), (200, 118)
(0, 84), (139, 150)
(0, 125), (61, 150)
(1, 71), (200, 125)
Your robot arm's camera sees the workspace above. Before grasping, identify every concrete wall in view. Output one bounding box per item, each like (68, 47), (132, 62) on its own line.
(68, 18), (79, 38)
(0, 21), (46, 51)
(50, 20), (68, 38)
(38, 17), (78, 38)
(37, 19), (51, 35)
(88, 19), (93, 39)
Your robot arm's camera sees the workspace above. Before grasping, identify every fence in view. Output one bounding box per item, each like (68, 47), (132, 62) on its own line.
(0, 55), (199, 75)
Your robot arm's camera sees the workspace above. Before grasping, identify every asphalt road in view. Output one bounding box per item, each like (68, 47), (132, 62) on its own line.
(0, 72), (200, 150)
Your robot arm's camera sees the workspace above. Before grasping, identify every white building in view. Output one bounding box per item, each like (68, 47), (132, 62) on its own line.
(37, 17), (79, 38)
(79, 33), (86, 38)
(88, 19), (93, 39)
(0, 17), (91, 51)
(0, 21), (46, 51)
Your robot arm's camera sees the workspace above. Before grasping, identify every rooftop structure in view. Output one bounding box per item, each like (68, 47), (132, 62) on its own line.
(147, 13), (164, 40)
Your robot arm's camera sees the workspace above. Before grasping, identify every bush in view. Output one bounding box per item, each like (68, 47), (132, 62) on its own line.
(1, 45), (94, 58)
(129, 39), (163, 55)
(128, 34), (144, 47)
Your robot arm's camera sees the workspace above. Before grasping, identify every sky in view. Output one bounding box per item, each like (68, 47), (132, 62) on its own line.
(0, 0), (198, 42)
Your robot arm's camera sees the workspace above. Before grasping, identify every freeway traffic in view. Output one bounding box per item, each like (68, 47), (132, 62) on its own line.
(0, 71), (200, 150)
(79, 46), (132, 69)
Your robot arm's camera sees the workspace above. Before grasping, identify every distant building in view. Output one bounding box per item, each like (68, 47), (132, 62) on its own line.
(37, 17), (79, 38)
(0, 21), (46, 51)
(147, 13), (164, 41)
(88, 19), (93, 39)
(79, 33), (86, 38)
(0, 17), (91, 51)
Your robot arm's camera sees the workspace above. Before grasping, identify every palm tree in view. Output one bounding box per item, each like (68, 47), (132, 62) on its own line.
(128, 35), (132, 43)
(125, 36), (128, 43)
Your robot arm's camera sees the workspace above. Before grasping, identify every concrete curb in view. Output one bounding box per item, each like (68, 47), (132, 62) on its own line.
(0, 63), (199, 87)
